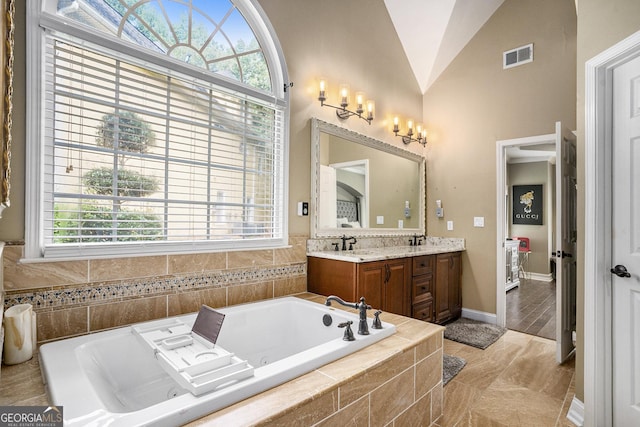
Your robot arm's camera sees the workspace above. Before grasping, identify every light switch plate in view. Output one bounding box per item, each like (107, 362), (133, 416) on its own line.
(473, 216), (485, 227)
(376, 216), (384, 225)
(447, 220), (454, 231)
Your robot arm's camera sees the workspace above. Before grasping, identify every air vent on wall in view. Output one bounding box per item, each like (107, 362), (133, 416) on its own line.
(503, 43), (533, 69)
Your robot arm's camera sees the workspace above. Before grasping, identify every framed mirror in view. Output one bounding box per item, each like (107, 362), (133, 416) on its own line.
(310, 118), (425, 238)
(0, 0), (15, 218)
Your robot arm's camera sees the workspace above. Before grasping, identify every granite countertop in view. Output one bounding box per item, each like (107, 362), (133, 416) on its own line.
(307, 242), (465, 263)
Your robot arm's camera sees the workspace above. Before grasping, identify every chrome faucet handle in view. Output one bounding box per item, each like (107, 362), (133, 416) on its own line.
(372, 310), (383, 329)
(338, 321), (355, 341)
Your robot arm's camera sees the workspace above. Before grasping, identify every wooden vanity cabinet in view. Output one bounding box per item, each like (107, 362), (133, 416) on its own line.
(434, 252), (462, 324)
(307, 257), (410, 316)
(308, 251), (462, 324)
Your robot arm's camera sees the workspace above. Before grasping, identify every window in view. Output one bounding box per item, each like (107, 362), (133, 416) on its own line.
(27, 0), (289, 259)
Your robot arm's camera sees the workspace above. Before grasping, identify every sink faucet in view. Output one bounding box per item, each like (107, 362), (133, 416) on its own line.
(340, 235), (357, 251)
(411, 234), (426, 246)
(325, 295), (371, 335)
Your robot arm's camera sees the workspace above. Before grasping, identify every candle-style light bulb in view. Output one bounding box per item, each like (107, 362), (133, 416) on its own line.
(407, 120), (414, 136)
(355, 92), (364, 114)
(393, 116), (399, 133)
(339, 84), (350, 108)
(366, 100), (375, 121)
(318, 79), (326, 103)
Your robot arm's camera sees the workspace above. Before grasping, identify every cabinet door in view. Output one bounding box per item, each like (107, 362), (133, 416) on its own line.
(356, 260), (385, 310)
(434, 252), (462, 323)
(383, 258), (410, 316)
(307, 257), (357, 301)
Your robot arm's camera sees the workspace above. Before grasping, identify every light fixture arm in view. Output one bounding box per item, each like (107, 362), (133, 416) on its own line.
(393, 128), (427, 146)
(319, 99), (373, 124)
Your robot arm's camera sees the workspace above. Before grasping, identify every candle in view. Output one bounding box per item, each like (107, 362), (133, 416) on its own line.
(339, 84), (350, 107)
(355, 92), (364, 114)
(318, 79), (326, 102)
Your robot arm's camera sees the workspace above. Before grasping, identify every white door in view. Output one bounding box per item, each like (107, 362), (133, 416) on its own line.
(555, 122), (577, 363)
(612, 53), (640, 426)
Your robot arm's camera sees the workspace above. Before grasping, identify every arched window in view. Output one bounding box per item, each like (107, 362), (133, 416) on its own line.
(26, 0), (289, 259)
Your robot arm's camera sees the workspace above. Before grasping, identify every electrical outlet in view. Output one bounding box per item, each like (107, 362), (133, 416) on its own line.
(447, 220), (454, 231)
(377, 216), (384, 225)
(473, 216), (485, 227)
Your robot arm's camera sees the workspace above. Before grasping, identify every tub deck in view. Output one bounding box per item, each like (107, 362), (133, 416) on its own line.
(0, 293), (445, 426)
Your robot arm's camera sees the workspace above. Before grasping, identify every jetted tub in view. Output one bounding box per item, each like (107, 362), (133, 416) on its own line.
(39, 296), (396, 426)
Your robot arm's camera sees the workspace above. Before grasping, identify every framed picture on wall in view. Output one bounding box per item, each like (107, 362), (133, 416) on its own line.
(512, 184), (543, 225)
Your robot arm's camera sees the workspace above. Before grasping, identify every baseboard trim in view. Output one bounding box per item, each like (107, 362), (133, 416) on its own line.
(567, 396), (584, 426)
(461, 308), (497, 324)
(522, 272), (554, 282)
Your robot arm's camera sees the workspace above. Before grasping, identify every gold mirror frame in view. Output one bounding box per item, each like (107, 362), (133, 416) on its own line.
(0, 0), (14, 218)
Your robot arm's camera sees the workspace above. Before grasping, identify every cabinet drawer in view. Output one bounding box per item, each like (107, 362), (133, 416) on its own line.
(412, 255), (434, 276)
(413, 300), (433, 322)
(413, 274), (433, 301)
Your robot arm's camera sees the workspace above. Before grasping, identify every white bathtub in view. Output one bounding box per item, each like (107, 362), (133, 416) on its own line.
(39, 296), (396, 426)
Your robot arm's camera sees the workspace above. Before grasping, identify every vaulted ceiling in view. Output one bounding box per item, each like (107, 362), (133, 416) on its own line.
(384, 0), (505, 94)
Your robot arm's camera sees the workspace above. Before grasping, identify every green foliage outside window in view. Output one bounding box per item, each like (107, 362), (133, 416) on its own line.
(54, 204), (163, 243)
(83, 167), (159, 198)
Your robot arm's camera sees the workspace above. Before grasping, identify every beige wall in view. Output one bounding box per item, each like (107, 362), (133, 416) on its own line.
(575, 0), (640, 406)
(258, 0), (424, 239)
(423, 0), (576, 317)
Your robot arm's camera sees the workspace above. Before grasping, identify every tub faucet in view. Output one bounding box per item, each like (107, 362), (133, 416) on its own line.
(325, 296), (371, 335)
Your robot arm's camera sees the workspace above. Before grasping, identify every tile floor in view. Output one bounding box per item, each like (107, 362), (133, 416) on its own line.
(437, 330), (576, 427)
(506, 279), (556, 340)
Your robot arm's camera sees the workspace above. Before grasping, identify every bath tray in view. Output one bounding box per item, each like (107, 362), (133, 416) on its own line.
(132, 319), (254, 396)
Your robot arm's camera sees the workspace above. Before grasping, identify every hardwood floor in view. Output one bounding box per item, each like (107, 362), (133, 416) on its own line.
(437, 330), (576, 426)
(506, 278), (556, 340)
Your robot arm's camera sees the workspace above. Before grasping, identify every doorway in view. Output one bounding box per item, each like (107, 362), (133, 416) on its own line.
(496, 123), (576, 363)
(497, 135), (556, 338)
(509, 145), (556, 340)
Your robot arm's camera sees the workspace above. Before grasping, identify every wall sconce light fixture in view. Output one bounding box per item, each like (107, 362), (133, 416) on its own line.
(393, 117), (427, 146)
(318, 79), (374, 124)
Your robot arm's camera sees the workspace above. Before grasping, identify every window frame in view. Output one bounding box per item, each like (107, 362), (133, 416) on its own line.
(25, 0), (290, 260)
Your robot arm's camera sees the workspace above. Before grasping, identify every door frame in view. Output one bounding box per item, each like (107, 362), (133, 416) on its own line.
(495, 133), (555, 328)
(584, 29), (640, 427)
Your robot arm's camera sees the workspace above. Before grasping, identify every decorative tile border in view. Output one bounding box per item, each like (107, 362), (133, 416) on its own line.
(4, 263), (306, 311)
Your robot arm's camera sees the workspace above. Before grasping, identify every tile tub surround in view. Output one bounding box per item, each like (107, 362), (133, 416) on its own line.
(0, 293), (445, 427)
(2, 236), (308, 343)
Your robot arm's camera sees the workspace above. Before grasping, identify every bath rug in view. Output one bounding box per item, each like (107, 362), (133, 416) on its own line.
(444, 318), (507, 349)
(443, 354), (466, 385)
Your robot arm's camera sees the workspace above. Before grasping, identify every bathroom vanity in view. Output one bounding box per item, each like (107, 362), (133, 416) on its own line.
(307, 245), (463, 325)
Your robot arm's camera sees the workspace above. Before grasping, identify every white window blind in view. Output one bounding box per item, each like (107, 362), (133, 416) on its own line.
(42, 35), (285, 256)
